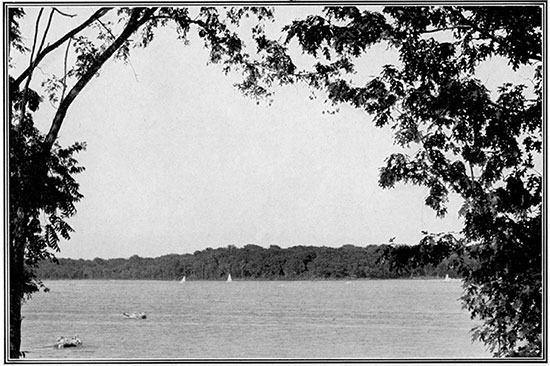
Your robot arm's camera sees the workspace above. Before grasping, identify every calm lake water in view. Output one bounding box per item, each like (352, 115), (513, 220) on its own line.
(21, 279), (490, 360)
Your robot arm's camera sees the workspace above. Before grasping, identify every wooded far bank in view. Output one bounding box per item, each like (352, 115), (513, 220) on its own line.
(37, 238), (477, 281)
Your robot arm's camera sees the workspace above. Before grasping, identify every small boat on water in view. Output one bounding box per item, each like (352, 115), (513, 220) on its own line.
(180, 276), (186, 283)
(226, 273), (232, 282)
(55, 335), (82, 349)
(445, 274), (450, 281)
(123, 311), (147, 319)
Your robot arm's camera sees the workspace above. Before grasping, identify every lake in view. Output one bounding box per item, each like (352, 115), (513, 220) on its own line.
(20, 279), (490, 360)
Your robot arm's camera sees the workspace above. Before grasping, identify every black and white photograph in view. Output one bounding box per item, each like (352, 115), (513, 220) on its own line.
(6, 2), (545, 362)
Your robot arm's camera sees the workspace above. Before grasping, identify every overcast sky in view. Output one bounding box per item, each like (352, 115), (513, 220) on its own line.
(16, 6), (535, 259)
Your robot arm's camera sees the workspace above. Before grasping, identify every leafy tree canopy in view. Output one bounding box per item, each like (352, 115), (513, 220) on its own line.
(231, 5), (542, 358)
(8, 6), (275, 358)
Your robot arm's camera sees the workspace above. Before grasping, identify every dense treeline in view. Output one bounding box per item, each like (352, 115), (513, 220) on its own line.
(37, 238), (475, 281)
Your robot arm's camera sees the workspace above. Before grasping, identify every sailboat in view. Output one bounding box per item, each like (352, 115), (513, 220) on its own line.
(226, 273), (232, 282)
(180, 276), (186, 283)
(444, 274), (450, 281)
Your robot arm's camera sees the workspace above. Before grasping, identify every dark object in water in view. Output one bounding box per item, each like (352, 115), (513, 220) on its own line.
(55, 335), (82, 348)
(122, 311), (147, 319)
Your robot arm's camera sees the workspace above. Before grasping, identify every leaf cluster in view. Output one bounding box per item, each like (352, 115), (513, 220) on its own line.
(9, 79), (85, 301)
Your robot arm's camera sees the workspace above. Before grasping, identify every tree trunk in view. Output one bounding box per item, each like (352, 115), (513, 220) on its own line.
(10, 294), (22, 359)
(9, 209), (26, 359)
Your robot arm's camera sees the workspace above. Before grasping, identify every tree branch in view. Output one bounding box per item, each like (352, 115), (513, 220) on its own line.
(421, 25), (472, 34)
(16, 9), (43, 131)
(149, 14), (215, 38)
(14, 7), (113, 88)
(43, 7), (157, 152)
(27, 9), (43, 74)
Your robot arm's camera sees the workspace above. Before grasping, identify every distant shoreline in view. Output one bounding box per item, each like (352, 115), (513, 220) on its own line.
(40, 276), (462, 282)
(36, 244), (467, 281)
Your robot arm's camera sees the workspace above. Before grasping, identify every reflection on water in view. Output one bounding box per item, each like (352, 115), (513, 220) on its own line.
(21, 279), (490, 360)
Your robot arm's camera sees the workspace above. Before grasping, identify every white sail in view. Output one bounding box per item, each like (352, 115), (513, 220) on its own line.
(445, 274), (450, 281)
(180, 276), (186, 283)
(227, 273), (232, 282)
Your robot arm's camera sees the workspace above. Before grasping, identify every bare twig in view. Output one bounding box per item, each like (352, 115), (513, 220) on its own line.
(95, 18), (116, 40)
(35, 66), (54, 77)
(36, 9), (55, 56)
(53, 8), (76, 18)
(14, 7), (113, 88)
